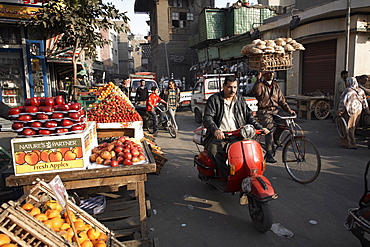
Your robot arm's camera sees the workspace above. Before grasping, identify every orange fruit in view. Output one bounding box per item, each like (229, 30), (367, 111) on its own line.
(66, 228), (74, 238)
(50, 217), (64, 230)
(73, 220), (86, 231)
(60, 223), (71, 230)
(29, 207), (41, 216)
(97, 232), (107, 242)
(34, 213), (48, 222)
(45, 209), (61, 219)
(73, 231), (88, 244)
(81, 240), (93, 247)
(94, 241), (107, 247)
(21, 203), (34, 211)
(1, 244), (17, 247)
(87, 228), (100, 241)
(58, 230), (71, 241)
(64, 211), (77, 224)
(43, 219), (53, 229)
(0, 234), (11, 245)
(45, 200), (63, 212)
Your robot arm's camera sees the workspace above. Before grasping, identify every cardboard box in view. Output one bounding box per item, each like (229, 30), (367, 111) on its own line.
(96, 121), (143, 139)
(11, 121), (98, 176)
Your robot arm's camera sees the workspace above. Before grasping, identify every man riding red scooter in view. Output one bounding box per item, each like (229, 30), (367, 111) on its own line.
(193, 76), (277, 232)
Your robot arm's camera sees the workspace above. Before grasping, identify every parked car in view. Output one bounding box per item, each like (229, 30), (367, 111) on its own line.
(191, 74), (258, 123)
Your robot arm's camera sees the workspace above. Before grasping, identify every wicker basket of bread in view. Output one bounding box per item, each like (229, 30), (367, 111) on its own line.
(241, 38), (305, 71)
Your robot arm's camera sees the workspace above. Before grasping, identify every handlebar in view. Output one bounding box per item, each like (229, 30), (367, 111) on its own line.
(273, 113), (297, 120)
(224, 126), (264, 137)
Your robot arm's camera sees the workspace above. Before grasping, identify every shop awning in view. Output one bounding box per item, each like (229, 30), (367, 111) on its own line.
(45, 34), (82, 65)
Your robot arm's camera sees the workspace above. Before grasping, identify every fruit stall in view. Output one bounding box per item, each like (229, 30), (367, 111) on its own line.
(2, 83), (169, 246)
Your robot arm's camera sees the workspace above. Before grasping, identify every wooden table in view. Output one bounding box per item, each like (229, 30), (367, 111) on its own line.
(5, 147), (156, 239)
(286, 95), (332, 120)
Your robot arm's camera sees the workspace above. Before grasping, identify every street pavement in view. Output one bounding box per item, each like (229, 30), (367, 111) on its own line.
(145, 108), (369, 247)
(0, 107), (369, 246)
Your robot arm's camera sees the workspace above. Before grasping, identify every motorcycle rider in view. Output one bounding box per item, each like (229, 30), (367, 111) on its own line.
(203, 76), (269, 179)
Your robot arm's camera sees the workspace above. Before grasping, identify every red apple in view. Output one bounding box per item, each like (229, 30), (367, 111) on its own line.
(123, 159), (133, 165)
(114, 146), (123, 153)
(132, 156), (140, 163)
(56, 128), (69, 133)
(38, 106), (54, 112)
(44, 121), (58, 128)
(51, 112), (64, 119)
(25, 106), (38, 113)
(111, 160), (119, 167)
(60, 119), (73, 127)
(103, 159), (112, 166)
(69, 102), (82, 111)
(117, 156), (124, 164)
(36, 113), (49, 120)
(114, 141), (123, 147)
(8, 107), (21, 115)
(123, 152), (132, 160)
(57, 104), (70, 111)
(22, 128), (36, 136)
(117, 152), (124, 158)
(30, 122), (42, 128)
(39, 129), (51, 135)
(18, 115), (32, 121)
(41, 97), (55, 106)
(54, 95), (65, 105)
(131, 148), (140, 157)
(71, 125), (85, 131)
(12, 122), (24, 130)
(138, 153), (146, 161)
(68, 112), (81, 119)
(118, 136), (126, 142)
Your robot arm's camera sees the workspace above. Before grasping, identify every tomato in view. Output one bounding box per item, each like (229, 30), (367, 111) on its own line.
(111, 160), (119, 167)
(38, 106), (54, 112)
(25, 97), (41, 106)
(57, 104), (70, 111)
(36, 113), (49, 120)
(41, 97), (55, 106)
(56, 128), (68, 133)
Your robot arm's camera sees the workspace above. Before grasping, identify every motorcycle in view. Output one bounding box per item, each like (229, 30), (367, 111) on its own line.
(345, 160), (370, 246)
(193, 125), (278, 233)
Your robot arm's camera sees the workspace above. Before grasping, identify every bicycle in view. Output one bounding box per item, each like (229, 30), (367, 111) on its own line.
(143, 104), (178, 138)
(257, 114), (321, 184)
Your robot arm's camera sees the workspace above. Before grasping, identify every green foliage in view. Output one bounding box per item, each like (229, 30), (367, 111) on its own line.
(30, 0), (129, 59)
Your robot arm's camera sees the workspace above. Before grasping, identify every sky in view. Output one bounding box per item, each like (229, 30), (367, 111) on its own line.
(108, 0), (258, 35)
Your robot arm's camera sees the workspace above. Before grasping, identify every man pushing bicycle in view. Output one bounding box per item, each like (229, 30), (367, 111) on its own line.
(252, 71), (296, 163)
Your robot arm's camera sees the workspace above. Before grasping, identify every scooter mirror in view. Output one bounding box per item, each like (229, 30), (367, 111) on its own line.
(241, 124), (255, 139)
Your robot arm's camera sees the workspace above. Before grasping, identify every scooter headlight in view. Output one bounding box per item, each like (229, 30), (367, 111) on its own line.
(241, 124), (255, 139)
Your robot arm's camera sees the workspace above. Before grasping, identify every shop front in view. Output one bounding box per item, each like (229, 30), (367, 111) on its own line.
(0, 1), (48, 107)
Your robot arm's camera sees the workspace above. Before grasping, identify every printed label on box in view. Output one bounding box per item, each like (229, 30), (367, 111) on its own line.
(13, 138), (85, 174)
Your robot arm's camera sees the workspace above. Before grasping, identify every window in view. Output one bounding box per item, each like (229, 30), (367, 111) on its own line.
(172, 11), (192, 28)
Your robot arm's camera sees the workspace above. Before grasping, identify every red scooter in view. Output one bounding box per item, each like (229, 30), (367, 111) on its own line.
(193, 125), (277, 233)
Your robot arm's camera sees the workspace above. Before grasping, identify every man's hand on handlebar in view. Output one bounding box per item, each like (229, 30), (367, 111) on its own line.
(214, 129), (225, 140)
(261, 128), (270, 135)
(290, 110), (296, 116)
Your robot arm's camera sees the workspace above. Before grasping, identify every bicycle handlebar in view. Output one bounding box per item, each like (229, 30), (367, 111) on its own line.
(273, 113), (297, 120)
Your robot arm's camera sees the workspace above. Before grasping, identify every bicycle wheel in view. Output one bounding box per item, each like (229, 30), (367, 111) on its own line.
(168, 124), (177, 138)
(144, 114), (155, 134)
(282, 137), (321, 183)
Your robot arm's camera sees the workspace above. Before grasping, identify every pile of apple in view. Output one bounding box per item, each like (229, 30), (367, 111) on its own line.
(9, 96), (86, 136)
(87, 94), (142, 123)
(90, 136), (146, 167)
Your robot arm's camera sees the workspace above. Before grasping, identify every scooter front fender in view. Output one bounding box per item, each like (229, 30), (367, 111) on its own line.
(243, 175), (277, 202)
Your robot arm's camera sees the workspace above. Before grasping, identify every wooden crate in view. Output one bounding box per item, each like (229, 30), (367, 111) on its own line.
(0, 201), (72, 247)
(15, 180), (126, 247)
(152, 152), (168, 174)
(248, 52), (292, 71)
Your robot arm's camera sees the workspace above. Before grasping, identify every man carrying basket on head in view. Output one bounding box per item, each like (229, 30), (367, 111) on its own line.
(252, 71), (296, 163)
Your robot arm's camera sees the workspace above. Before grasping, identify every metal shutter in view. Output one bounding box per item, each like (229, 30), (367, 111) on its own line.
(301, 39), (337, 94)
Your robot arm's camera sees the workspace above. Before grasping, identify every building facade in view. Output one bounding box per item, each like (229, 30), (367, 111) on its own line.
(134, 0), (214, 88)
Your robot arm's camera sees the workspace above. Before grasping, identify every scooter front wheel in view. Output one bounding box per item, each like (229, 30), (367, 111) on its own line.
(247, 196), (273, 233)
